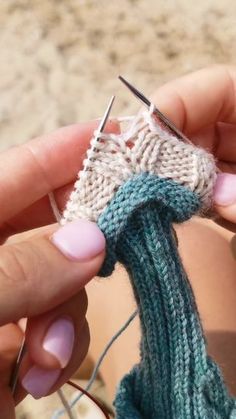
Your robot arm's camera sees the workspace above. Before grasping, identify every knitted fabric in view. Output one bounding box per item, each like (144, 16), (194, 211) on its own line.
(62, 110), (216, 224)
(98, 173), (236, 418)
(62, 110), (236, 418)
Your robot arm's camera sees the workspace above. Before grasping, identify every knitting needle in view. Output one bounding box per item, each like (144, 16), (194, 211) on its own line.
(9, 337), (26, 395)
(118, 75), (190, 144)
(57, 388), (75, 419)
(83, 95), (115, 172)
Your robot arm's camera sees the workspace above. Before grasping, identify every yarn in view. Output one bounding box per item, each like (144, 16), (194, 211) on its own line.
(98, 173), (236, 418)
(62, 109), (216, 225)
(62, 108), (235, 418)
(51, 309), (138, 418)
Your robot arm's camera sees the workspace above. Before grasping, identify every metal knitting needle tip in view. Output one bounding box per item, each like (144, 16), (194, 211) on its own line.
(83, 95), (115, 172)
(97, 95), (115, 134)
(118, 76), (151, 108)
(10, 337), (26, 396)
(118, 75), (190, 144)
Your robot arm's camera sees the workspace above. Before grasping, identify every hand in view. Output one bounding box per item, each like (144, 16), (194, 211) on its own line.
(152, 65), (236, 229)
(0, 121), (118, 418)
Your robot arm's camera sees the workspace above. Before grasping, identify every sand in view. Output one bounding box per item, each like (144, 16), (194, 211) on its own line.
(1, 0), (236, 417)
(1, 0), (236, 150)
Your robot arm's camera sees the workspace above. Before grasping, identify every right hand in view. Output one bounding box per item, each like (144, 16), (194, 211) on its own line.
(151, 65), (236, 230)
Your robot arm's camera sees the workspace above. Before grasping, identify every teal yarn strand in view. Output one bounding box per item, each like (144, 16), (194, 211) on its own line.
(98, 173), (236, 419)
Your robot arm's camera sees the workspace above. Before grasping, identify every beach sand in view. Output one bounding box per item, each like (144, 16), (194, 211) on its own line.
(1, 0), (236, 150)
(1, 0), (236, 417)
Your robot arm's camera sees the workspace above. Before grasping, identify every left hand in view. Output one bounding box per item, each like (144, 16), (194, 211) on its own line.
(0, 120), (118, 418)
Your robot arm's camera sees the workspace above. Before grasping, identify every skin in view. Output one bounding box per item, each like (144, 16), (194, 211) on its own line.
(1, 65), (236, 415)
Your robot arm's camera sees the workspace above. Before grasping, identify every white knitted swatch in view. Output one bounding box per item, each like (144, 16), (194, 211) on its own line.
(62, 109), (216, 224)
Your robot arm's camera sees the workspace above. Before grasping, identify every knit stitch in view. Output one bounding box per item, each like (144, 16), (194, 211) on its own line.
(62, 110), (216, 224)
(62, 109), (234, 418)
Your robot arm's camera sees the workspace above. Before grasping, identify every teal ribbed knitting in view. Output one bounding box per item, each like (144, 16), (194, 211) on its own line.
(98, 173), (236, 419)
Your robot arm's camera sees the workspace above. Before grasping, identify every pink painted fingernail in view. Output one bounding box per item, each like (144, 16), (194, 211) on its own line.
(21, 366), (60, 399)
(213, 173), (236, 206)
(43, 317), (74, 368)
(51, 219), (105, 262)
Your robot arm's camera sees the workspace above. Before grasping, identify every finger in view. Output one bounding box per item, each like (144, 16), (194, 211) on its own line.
(214, 122), (236, 163)
(18, 321), (89, 401)
(0, 387), (15, 419)
(214, 217), (236, 233)
(0, 120), (119, 226)
(152, 65), (236, 134)
(0, 324), (23, 385)
(189, 122), (236, 160)
(213, 173), (236, 224)
(0, 219), (105, 325)
(25, 290), (88, 370)
(0, 185), (74, 242)
(47, 320), (90, 395)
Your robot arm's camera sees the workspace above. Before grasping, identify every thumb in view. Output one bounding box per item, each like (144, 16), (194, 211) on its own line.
(0, 220), (105, 325)
(213, 173), (236, 224)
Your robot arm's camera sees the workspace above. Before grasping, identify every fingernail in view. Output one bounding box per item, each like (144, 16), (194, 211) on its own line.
(21, 366), (60, 399)
(213, 173), (236, 206)
(43, 317), (74, 368)
(51, 219), (105, 262)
